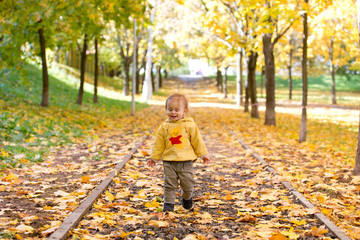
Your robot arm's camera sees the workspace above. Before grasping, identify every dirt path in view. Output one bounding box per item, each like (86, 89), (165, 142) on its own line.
(68, 106), (336, 239)
(0, 76), (357, 239)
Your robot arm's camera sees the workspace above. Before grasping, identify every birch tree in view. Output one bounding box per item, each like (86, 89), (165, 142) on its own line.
(142, 1), (157, 102)
(354, 0), (360, 175)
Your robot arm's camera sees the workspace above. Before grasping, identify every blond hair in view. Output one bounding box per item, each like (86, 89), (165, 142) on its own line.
(165, 93), (189, 112)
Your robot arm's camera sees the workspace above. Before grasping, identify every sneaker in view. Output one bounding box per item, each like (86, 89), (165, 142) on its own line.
(182, 198), (193, 210)
(163, 203), (174, 212)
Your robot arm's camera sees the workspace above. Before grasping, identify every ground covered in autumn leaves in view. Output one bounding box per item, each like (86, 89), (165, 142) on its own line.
(70, 107), (337, 239)
(1, 77), (359, 239)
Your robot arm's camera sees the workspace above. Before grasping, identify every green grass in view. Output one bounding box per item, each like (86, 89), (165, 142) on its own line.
(223, 73), (360, 106)
(0, 63), (147, 171)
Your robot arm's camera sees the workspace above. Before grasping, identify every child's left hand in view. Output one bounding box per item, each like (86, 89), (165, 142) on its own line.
(147, 159), (156, 167)
(202, 155), (210, 164)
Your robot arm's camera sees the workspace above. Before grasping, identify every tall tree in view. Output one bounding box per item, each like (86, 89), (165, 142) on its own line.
(38, 26), (49, 107)
(311, 0), (356, 105)
(142, 0), (157, 102)
(76, 34), (88, 105)
(93, 38), (99, 103)
(117, 29), (133, 96)
(63, 0), (105, 105)
(0, 0), (68, 106)
(299, 0), (309, 143)
(354, 0), (360, 175)
(101, 0), (146, 97)
(262, 0), (298, 126)
(247, 51), (259, 118)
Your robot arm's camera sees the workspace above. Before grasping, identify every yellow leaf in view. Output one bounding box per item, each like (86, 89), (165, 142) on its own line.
(223, 193), (233, 201)
(80, 176), (90, 183)
(118, 231), (129, 238)
(25, 136), (36, 143)
(145, 201), (160, 209)
(290, 219), (307, 226)
(15, 234), (23, 239)
(9, 219), (18, 225)
(269, 231), (287, 240)
(1, 150), (9, 157)
(321, 208), (332, 216)
(44, 206), (53, 210)
(317, 194), (325, 203)
(141, 150), (150, 156)
(250, 191), (258, 198)
(2, 173), (18, 182)
(20, 158), (29, 163)
(310, 226), (329, 237)
(105, 190), (114, 202)
(281, 228), (300, 239)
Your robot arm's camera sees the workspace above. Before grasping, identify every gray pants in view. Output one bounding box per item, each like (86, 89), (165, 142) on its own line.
(163, 161), (195, 204)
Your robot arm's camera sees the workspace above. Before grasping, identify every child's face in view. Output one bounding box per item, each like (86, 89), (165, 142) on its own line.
(166, 99), (186, 121)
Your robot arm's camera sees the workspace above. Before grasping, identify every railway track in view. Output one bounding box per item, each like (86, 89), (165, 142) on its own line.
(215, 112), (351, 240)
(45, 106), (352, 239)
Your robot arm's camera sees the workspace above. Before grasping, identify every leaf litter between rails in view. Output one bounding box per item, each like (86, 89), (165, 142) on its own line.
(70, 121), (337, 240)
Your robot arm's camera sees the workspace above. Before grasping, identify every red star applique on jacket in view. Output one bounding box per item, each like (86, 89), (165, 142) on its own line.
(169, 135), (183, 145)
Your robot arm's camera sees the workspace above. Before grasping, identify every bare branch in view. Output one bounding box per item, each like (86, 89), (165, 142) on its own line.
(200, 0), (209, 11)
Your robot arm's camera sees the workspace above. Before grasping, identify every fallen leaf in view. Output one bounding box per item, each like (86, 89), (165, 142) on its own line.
(310, 226), (329, 237)
(80, 176), (90, 183)
(15, 224), (34, 233)
(269, 231), (286, 240)
(148, 220), (169, 228)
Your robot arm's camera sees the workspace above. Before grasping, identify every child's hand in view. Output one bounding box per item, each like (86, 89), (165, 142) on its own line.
(202, 155), (210, 164)
(147, 159), (156, 167)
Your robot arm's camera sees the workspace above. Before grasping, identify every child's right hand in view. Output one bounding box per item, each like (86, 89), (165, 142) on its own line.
(202, 155), (210, 164)
(147, 159), (156, 167)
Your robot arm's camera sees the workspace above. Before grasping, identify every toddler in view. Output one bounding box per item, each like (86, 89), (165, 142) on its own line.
(147, 93), (210, 212)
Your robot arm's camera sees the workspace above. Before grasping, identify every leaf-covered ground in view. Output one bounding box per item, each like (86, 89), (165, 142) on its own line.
(69, 106), (337, 239)
(0, 108), (163, 239)
(0, 76), (359, 239)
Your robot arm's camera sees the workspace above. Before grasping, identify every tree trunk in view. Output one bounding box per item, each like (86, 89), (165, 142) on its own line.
(131, 17), (137, 116)
(164, 69), (168, 78)
(159, 66), (163, 88)
(244, 54), (250, 113)
(77, 34), (88, 105)
(236, 49), (243, 107)
(135, 43), (140, 94)
(137, 50), (147, 94)
(154, 65), (160, 92)
(354, 0), (360, 175)
(248, 51), (259, 118)
(261, 66), (265, 98)
(288, 39), (294, 100)
(262, 34), (276, 126)
(151, 62), (155, 92)
(224, 66), (228, 98)
(94, 38), (99, 104)
(330, 36), (337, 105)
(122, 60), (130, 96)
(141, 2), (156, 102)
(354, 113), (360, 175)
(244, 81), (249, 112)
(38, 27), (49, 107)
(217, 68), (223, 93)
(299, 1), (308, 143)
